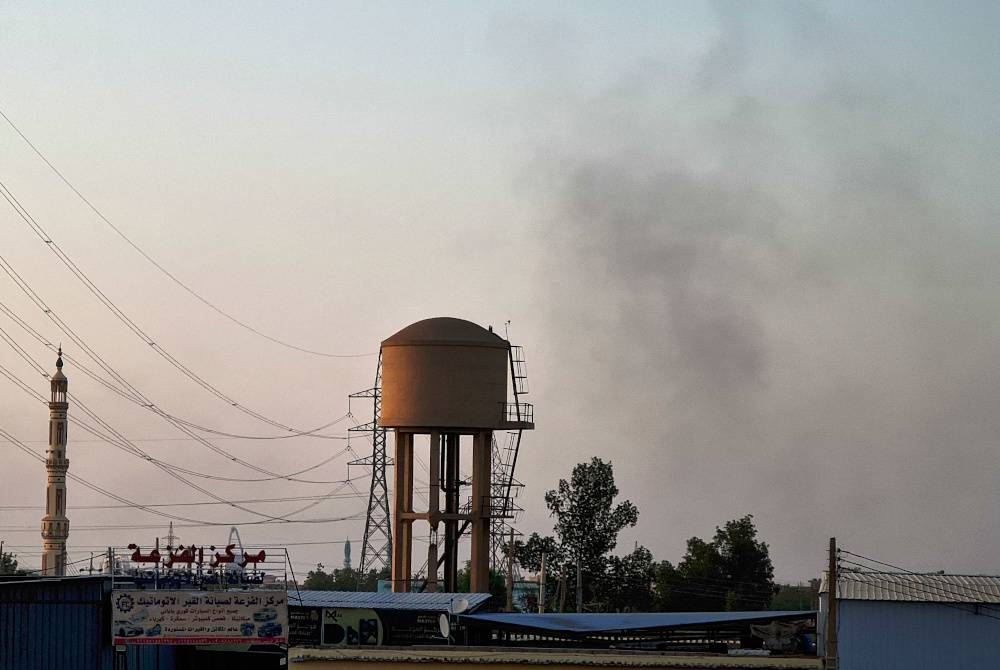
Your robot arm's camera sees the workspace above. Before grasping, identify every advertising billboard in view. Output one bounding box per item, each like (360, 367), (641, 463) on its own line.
(111, 590), (287, 645)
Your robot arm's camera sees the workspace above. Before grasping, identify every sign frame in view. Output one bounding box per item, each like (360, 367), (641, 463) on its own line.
(111, 589), (288, 645)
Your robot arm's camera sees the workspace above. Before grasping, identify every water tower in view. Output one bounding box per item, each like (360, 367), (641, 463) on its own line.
(380, 317), (533, 593)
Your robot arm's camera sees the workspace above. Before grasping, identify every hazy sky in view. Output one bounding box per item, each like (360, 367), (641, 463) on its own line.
(1, 1), (998, 583)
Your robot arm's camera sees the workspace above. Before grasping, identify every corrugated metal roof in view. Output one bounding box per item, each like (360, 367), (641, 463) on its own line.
(0, 575), (176, 670)
(287, 590), (492, 612)
(459, 611), (815, 635)
(820, 571), (1000, 603)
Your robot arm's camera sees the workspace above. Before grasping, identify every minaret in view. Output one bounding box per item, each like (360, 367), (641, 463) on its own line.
(41, 349), (70, 576)
(344, 538), (352, 571)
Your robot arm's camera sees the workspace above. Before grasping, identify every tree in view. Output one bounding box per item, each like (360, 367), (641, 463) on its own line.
(656, 515), (775, 612)
(652, 560), (680, 611)
(599, 545), (655, 612)
(513, 533), (562, 611)
(513, 533), (560, 574)
(1, 550), (19, 575)
(456, 563), (507, 603)
(770, 580), (819, 611)
(544, 457), (638, 610)
(303, 563), (336, 590)
(712, 515), (775, 610)
(355, 566), (390, 592)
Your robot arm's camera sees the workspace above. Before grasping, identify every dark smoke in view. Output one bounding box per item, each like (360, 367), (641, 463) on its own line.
(522, 1), (1000, 579)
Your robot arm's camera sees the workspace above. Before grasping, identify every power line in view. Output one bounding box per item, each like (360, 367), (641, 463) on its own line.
(0, 514), (365, 532)
(0, 426), (360, 527)
(0, 301), (350, 441)
(841, 550), (1000, 605)
(0, 427), (224, 526)
(0, 311), (353, 482)
(0, 492), (366, 511)
(0, 352), (356, 485)
(838, 554), (1000, 622)
(0, 106), (374, 360)
(0, 189), (308, 433)
(837, 569), (1000, 623)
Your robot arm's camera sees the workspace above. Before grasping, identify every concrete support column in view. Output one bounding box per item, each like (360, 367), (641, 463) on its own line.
(443, 433), (460, 592)
(428, 431), (440, 518)
(426, 431), (440, 593)
(469, 430), (492, 593)
(391, 430), (414, 592)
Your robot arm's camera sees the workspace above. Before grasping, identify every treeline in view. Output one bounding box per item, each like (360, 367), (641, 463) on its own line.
(302, 564), (388, 591)
(301, 457), (808, 614)
(512, 458), (777, 613)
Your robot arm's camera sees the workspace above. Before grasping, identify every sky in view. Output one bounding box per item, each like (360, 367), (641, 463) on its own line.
(0, 1), (998, 584)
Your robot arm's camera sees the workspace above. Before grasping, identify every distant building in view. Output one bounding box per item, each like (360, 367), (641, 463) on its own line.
(819, 571), (1000, 670)
(344, 538), (351, 571)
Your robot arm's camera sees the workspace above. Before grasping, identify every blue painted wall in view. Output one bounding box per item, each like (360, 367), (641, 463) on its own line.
(0, 576), (175, 670)
(819, 596), (1000, 670)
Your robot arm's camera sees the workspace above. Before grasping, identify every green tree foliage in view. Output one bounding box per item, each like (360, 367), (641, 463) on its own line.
(456, 562), (507, 603)
(542, 457), (638, 610)
(713, 515), (775, 610)
(652, 560), (680, 611)
(656, 515), (775, 611)
(513, 533), (561, 573)
(303, 563), (335, 590)
(0, 550), (19, 575)
(599, 545), (655, 612)
(302, 563), (387, 591)
(770, 579), (819, 611)
(512, 532), (561, 611)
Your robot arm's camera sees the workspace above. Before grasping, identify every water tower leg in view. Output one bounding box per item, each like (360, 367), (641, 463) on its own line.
(392, 430), (414, 592)
(443, 433), (460, 592)
(469, 430), (492, 593)
(427, 431), (440, 593)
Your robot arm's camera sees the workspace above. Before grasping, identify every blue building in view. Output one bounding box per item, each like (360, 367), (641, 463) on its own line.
(819, 571), (1000, 670)
(0, 574), (287, 670)
(0, 575), (175, 670)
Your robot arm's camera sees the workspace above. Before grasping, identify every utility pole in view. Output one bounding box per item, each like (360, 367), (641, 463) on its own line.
(825, 537), (838, 670)
(538, 552), (546, 613)
(576, 558), (583, 613)
(506, 529), (515, 612)
(558, 566), (567, 613)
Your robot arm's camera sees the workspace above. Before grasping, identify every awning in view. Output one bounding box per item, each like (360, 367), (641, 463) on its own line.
(459, 610), (815, 637)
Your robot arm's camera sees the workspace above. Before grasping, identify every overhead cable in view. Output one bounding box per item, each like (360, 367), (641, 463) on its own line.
(0, 106), (373, 359)
(0, 302), (349, 440)
(0, 327), (355, 483)
(0, 181), (308, 432)
(0, 294), (351, 481)
(0, 425), (364, 527)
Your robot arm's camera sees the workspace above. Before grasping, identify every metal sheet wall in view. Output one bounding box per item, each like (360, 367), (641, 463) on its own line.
(0, 577), (175, 670)
(826, 599), (1000, 670)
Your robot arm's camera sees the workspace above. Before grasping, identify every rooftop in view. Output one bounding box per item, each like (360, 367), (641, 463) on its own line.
(459, 611), (815, 637)
(382, 317), (507, 348)
(821, 571), (1000, 603)
(288, 590), (492, 612)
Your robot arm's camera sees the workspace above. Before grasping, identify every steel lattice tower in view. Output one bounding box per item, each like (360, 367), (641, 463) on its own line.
(490, 345), (529, 572)
(349, 352), (392, 578)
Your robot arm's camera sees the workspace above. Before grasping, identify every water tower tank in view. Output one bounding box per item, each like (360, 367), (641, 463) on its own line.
(380, 317), (508, 430)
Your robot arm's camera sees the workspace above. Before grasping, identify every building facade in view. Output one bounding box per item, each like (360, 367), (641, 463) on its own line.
(819, 571), (1000, 669)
